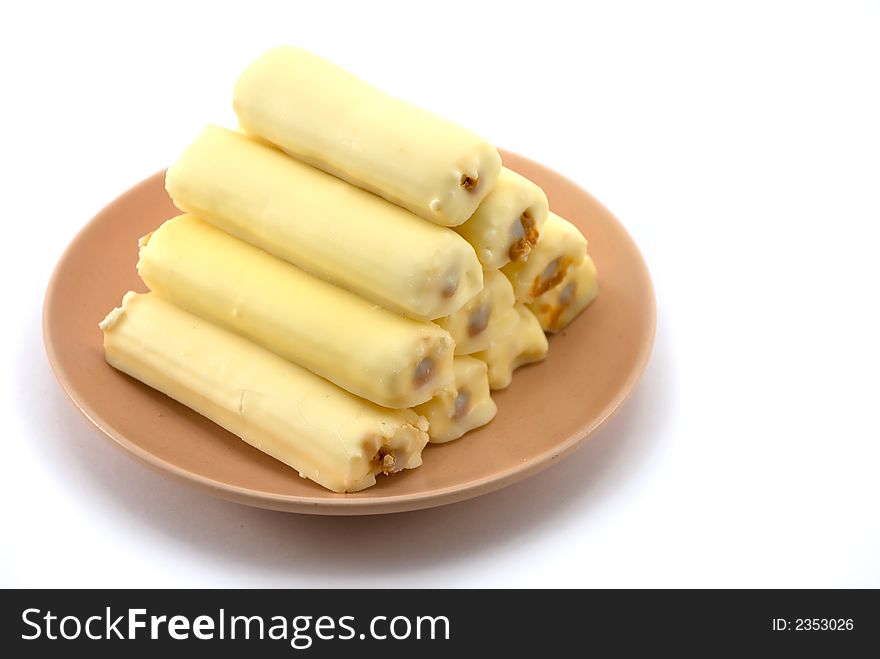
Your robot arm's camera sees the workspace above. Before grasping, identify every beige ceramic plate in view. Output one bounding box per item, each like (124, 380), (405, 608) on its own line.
(43, 150), (655, 515)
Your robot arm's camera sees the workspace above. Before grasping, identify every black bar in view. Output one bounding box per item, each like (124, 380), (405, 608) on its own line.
(1, 590), (877, 655)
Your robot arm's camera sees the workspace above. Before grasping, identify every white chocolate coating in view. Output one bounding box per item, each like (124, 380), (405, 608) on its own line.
(138, 215), (455, 408)
(475, 304), (549, 390)
(234, 47), (502, 227)
(100, 293), (429, 493)
(165, 126), (483, 320)
(501, 212), (587, 303)
(414, 357), (497, 443)
(455, 168), (549, 268)
(528, 255), (599, 333)
(433, 269), (515, 355)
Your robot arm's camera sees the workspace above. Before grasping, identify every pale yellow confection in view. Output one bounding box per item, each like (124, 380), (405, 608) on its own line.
(234, 46), (502, 227)
(474, 305), (549, 390)
(528, 255), (599, 333)
(99, 293), (429, 493)
(433, 269), (516, 356)
(455, 168), (549, 268)
(165, 126), (483, 320)
(501, 212), (587, 303)
(138, 215), (455, 409)
(414, 357), (497, 443)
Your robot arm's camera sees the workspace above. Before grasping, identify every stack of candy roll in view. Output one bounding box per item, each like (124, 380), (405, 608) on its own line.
(99, 47), (601, 492)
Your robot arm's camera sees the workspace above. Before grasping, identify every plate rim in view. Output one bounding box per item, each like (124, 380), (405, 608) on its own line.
(42, 150), (656, 515)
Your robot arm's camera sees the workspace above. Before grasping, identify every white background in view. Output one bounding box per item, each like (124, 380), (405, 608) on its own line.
(2, 0), (878, 588)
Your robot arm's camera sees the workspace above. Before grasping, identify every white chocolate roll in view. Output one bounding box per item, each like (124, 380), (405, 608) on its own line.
(165, 126), (483, 320)
(414, 357), (497, 443)
(233, 47), (502, 227)
(529, 255), (599, 333)
(455, 168), (549, 268)
(434, 269), (515, 355)
(501, 212), (588, 303)
(475, 304), (549, 390)
(138, 215), (455, 409)
(100, 293), (429, 493)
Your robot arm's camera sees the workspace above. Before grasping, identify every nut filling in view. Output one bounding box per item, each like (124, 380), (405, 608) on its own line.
(373, 448), (398, 475)
(441, 280), (459, 298)
(413, 357), (436, 387)
(541, 281), (578, 331)
(460, 174), (478, 191)
(452, 389), (472, 420)
(508, 212), (540, 262)
(467, 304), (491, 337)
(531, 256), (574, 298)
(558, 281), (577, 305)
